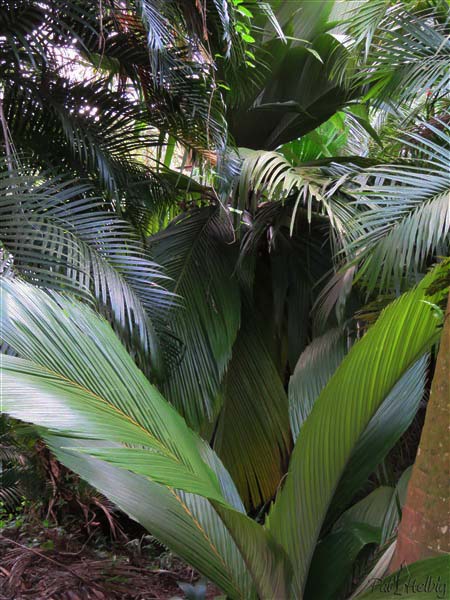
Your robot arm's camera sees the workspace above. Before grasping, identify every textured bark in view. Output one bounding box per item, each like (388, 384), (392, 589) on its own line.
(390, 292), (450, 571)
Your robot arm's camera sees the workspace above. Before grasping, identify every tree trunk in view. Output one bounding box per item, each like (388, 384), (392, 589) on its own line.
(390, 292), (450, 571)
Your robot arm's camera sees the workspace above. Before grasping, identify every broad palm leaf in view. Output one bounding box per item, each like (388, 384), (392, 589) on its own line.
(306, 469), (412, 599)
(213, 304), (291, 507)
(47, 438), (254, 599)
(226, 0), (355, 149)
(266, 268), (443, 597)
(149, 207), (241, 429)
(290, 325), (429, 526)
(1, 268), (444, 597)
(0, 280), (225, 498)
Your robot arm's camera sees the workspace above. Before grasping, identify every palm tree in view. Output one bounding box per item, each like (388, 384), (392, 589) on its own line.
(1, 0), (449, 597)
(0, 268), (445, 598)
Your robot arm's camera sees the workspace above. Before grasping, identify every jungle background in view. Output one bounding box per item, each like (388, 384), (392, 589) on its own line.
(0, 0), (449, 598)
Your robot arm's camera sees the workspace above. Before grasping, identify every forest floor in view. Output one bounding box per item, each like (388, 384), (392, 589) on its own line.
(0, 525), (219, 600)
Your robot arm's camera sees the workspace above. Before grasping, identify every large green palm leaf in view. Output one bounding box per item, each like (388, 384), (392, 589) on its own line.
(227, 1), (354, 149)
(0, 268), (446, 598)
(213, 305), (291, 508)
(0, 277), (284, 598)
(45, 436), (254, 600)
(266, 268), (444, 596)
(149, 208), (241, 429)
(0, 280), (222, 499)
(289, 325), (429, 527)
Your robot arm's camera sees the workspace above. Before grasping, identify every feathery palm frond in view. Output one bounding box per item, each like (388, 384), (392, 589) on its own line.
(231, 147), (361, 262)
(343, 117), (450, 294)
(1, 68), (181, 217)
(0, 167), (174, 379)
(231, 149), (331, 219)
(0, 0), (235, 205)
(347, 2), (450, 108)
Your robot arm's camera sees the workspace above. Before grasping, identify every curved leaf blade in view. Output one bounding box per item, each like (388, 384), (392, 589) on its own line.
(150, 207), (241, 430)
(45, 435), (254, 600)
(214, 308), (291, 507)
(354, 555), (450, 599)
(0, 279), (222, 501)
(267, 271), (444, 596)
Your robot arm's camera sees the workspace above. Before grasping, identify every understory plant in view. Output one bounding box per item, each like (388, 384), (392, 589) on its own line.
(1, 264), (448, 598)
(1, 0), (450, 597)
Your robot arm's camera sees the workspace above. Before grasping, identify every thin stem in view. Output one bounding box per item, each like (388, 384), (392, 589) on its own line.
(0, 93), (13, 173)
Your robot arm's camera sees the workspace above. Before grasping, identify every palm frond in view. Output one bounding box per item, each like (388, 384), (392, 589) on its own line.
(289, 327), (350, 440)
(46, 436), (254, 600)
(232, 149), (332, 219)
(289, 327), (428, 530)
(149, 207), (241, 429)
(327, 356), (428, 524)
(213, 305), (291, 508)
(0, 168), (173, 378)
(344, 118), (450, 293)
(350, 3), (450, 107)
(228, 32), (353, 150)
(267, 267), (443, 597)
(0, 279), (224, 501)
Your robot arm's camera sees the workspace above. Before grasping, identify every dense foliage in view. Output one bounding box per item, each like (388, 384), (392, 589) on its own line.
(1, 1), (449, 598)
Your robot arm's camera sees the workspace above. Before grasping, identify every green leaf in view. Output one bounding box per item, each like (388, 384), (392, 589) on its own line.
(0, 280), (223, 502)
(354, 555), (450, 599)
(305, 472), (413, 600)
(305, 523), (380, 600)
(212, 505), (293, 600)
(329, 358), (428, 524)
(45, 435), (254, 600)
(213, 306), (291, 507)
(289, 325), (426, 528)
(236, 6), (253, 19)
(266, 270), (444, 596)
(0, 168), (173, 379)
(289, 328), (349, 440)
(150, 208), (241, 430)
(228, 33), (351, 149)
(241, 33), (256, 43)
(347, 120), (450, 294)
(352, 5), (450, 107)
